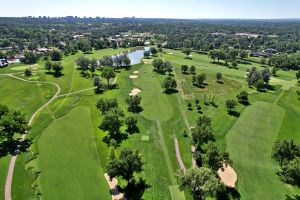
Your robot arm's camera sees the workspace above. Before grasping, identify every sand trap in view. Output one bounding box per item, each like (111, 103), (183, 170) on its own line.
(104, 173), (126, 200)
(129, 88), (142, 96)
(133, 71), (139, 75)
(218, 164), (237, 188)
(168, 53), (173, 55)
(129, 75), (138, 79)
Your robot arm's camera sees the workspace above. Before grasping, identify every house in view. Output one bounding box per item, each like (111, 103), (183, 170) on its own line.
(250, 51), (268, 58)
(0, 59), (8, 68)
(37, 48), (52, 53)
(264, 48), (277, 54)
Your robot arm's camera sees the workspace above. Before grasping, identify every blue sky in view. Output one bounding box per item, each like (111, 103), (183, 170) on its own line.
(1, 0), (300, 19)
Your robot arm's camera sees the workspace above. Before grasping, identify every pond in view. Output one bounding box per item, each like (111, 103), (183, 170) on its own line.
(116, 47), (150, 65)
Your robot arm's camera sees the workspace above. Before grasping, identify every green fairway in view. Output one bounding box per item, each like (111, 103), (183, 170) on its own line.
(0, 156), (10, 200)
(169, 185), (186, 200)
(226, 102), (286, 200)
(134, 64), (174, 121)
(38, 106), (110, 200)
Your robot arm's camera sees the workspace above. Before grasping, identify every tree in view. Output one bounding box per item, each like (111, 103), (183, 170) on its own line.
(162, 77), (177, 93)
(256, 79), (265, 91)
(196, 115), (212, 127)
(202, 142), (232, 171)
(182, 48), (191, 57)
(76, 57), (90, 71)
(21, 51), (39, 64)
(24, 68), (32, 77)
(181, 65), (189, 74)
(107, 148), (143, 183)
(208, 50), (217, 63)
(99, 108), (124, 137)
(216, 72), (222, 83)
(150, 47), (158, 55)
(51, 62), (63, 76)
(197, 73), (206, 87)
(144, 51), (150, 58)
(177, 167), (223, 200)
(153, 58), (165, 74)
(125, 116), (139, 134)
(237, 91), (249, 104)
(262, 67), (270, 84)
(96, 98), (118, 114)
(226, 99), (237, 112)
(90, 58), (98, 74)
(280, 157), (300, 185)
(0, 105), (30, 142)
(239, 50), (249, 60)
(126, 96), (142, 113)
(228, 49), (239, 61)
(45, 61), (52, 72)
(164, 61), (173, 75)
(100, 56), (114, 67)
(93, 76), (105, 93)
(101, 66), (116, 87)
(273, 140), (300, 167)
(189, 65), (196, 74)
(232, 60), (238, 68)
(50, 49), (62, 61)
(191, 126), (215, 147)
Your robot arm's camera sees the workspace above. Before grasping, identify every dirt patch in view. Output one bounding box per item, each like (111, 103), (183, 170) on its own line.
(129, 88), (142, 96)
(218, 164), (237, 188)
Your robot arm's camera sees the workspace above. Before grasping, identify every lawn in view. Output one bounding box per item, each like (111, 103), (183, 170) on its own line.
(226, 102), (287, 200)
(37, 106), (110, 200)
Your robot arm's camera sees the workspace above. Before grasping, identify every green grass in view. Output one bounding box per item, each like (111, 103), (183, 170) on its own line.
(38, 106), (110, 200)
(226, 102), (287, 200)
(0, 156), (10, 200)
(169, 185), (186, 200)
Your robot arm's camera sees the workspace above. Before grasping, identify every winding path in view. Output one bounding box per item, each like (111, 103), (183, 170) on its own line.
(2, 74), (61, 200)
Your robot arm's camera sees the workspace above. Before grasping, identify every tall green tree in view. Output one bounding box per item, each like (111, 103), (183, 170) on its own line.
(101, 67), (116, 87)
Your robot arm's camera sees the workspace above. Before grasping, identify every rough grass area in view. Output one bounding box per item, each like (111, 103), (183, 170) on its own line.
(226, 102), (286, 200)
(38, 106), (110, 200)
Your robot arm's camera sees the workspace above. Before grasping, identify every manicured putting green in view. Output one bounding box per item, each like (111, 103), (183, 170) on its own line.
(269, 77), (297, 90)
(38, 106), (110, 200)
(226, 102), (286, 200)
(169, 185), (186, 200)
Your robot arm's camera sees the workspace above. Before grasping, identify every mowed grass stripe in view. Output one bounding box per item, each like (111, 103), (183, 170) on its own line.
(226, 102), (286, 200)
(38, 106), (110, 200)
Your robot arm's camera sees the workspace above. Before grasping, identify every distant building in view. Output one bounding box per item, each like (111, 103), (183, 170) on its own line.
(250, 51), (268, 58)
(37, 48), (52, 53)
(0, 59), (8, 68)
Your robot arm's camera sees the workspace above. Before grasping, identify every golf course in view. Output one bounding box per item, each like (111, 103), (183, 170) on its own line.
(1, 46), (300, 200)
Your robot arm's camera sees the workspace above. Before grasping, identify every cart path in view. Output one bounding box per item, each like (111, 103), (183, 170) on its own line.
(1, 74), (60, 200)
(174, 138), (186, 173)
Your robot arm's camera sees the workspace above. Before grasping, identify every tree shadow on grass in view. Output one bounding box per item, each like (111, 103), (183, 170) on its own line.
(238, 101), (251, 106)
(164, 89), (179, 95)
(0, 138), (32, 158)
(120, 178), (151, 200)
(228, 110), (240, 117)
(286, 194), (300, 200)
(102, 133), (128, 146)
(217, 187), (241, 200)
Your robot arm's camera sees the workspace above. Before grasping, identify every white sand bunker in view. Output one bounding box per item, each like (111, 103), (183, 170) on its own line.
(218, 164), (237, 188)
(129, 88), (142, 96)
(129, 71), (139, 79)
(168, 52), (173, 55)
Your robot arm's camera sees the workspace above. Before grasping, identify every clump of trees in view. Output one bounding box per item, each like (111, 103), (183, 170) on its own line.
(97, 98), (139, 145)
(24, 68), (32, 77)
(273, 140), (300, 186)
(237, 91), (249, 105)
(126, 96), (142, 113)
(44, 61), (64, 77)
(247, 67), (270, 91)
(179, 115), (232, 199)
(50, 49), (63, 61)
(153, 59), (173, 74)
(162, 77), (177, 93)
(225, 99), (238, 115)
(21, 51), (39, 64)
(0, 104), (30, 156)
(269, 53), (300, 70)
(101, 66), (116, 88)
(93, 76), (105, 93)
(193, 73), (207, 88)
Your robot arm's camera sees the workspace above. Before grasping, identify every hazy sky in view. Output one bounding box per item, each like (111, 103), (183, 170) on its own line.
(1, 0), (300, 19)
